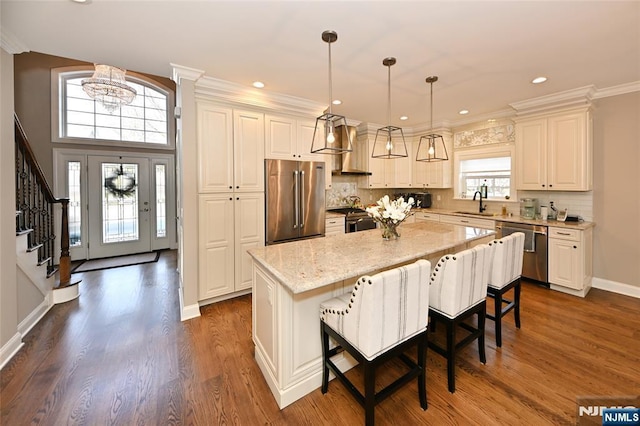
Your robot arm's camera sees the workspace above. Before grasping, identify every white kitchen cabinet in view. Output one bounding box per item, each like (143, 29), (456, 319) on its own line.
(439, 214), (495, 230)
(199, 192), (265, 300)
(265, 114), (333, 189)
(414, 211), (440, 222)
(548, 226), (592, 297)
(360, 137), (413, 189)
(325, 216), (345, 236)
(515, 108), (591, 191)
(197, 102), (265, 193)
(412, 136), (453, 189)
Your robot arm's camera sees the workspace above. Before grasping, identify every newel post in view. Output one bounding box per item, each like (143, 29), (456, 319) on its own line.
(58, 198), (71, 285)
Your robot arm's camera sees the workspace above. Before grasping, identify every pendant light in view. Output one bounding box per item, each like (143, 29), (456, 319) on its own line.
(372, 57), (408, 159)
(311, 30), (352, 154)
(416, 76), (448, 162)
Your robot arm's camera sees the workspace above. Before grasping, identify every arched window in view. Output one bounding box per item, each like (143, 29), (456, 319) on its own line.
(52, 66), (175, 149)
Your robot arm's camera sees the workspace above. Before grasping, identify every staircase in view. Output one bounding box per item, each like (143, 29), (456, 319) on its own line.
(14, 114), (80, 308)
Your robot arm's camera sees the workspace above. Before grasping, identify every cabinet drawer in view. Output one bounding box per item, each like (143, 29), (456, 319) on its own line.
(549, 227), (580, 241)
(325, 217), (345, 236)
(415, 212), (440, 222)
(440, 214), (495, 230)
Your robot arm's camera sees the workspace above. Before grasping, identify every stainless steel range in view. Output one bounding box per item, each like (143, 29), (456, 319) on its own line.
(329, 208), (377, 233)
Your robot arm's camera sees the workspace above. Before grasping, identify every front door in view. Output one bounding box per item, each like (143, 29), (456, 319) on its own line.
(87, 155), (151, 258)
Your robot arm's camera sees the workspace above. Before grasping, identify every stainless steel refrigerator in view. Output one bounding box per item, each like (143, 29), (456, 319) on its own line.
(265, 159), (326, 245)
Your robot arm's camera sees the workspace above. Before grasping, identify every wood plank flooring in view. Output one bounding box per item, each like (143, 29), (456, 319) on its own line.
(2, 249), (639, 425)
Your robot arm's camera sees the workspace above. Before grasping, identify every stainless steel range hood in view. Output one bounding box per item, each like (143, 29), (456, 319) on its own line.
(331, 125), (372, 176)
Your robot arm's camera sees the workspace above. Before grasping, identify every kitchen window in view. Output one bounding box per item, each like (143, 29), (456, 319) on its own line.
(454, 145), (515, 200)
(51, 66), (175, 149)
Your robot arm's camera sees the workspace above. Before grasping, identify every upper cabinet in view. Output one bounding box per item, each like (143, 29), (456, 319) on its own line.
(197, 101), (265, 193)
(412, 135), (452, 189)
(265, 114), (319, 161)
(359, 137), (413, 189)
(515, 108), (592, 191)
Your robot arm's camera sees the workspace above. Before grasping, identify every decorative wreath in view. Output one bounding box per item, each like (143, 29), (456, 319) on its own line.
(104, 166), (137, 198)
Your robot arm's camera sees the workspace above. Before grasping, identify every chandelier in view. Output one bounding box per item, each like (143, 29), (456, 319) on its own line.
(82, 64), (137, 112)
(416, 76), (448, 162)
(371, 57), (408, 159)
(311, 30), (353, 154)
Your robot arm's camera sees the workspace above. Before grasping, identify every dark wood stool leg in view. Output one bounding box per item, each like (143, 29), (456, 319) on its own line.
(514, 279), (522, 329)
(321, 324), (329, 394)
(446, 319), (457, 393)
(418, 333), (428, 410)
(494, 290), (503, 348)
(478, 306), (487, 364)
(364, 362), (376, 426)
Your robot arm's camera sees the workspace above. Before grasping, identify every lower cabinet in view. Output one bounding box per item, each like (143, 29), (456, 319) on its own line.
(325, 216), (345, 236)
(199, 192), (265, 300)
(439, 214), (495, 230)
(548, 226), (593, 296)
(414, 211), (440, 222)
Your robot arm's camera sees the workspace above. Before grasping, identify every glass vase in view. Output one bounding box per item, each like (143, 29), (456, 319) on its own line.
(381, 222), (400, 240)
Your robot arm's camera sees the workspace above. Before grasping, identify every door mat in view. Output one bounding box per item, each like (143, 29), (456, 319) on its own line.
(71, 251), (160, 273)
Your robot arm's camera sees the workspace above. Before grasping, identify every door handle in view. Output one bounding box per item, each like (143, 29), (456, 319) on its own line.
(299, 170), (305, 228)
(293, 170), (299, 229)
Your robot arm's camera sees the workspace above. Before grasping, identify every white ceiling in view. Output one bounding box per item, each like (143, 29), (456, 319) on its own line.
(2, 1), (639, 127)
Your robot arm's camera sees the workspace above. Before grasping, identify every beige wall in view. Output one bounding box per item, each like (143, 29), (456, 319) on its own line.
(592, 92), (640, 288)
(1, 48), (19, 351)
(13, 51), (176, 183)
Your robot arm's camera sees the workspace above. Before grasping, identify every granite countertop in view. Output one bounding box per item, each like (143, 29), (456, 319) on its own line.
(414, 208), (595, 231)
(249, 221), (494, 294)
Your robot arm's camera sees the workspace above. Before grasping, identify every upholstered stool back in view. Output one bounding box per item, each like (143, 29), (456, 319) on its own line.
(488, 232), (525, 289)
(320, 259), (431, 361)
(429, 244), (493, 318)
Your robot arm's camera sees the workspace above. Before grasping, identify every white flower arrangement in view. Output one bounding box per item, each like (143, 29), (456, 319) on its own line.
(365, 195), (416, 227)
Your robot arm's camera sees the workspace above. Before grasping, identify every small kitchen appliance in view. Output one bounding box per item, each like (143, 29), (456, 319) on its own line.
(520, 198), (538, 219)
(410, 192), (432, 208)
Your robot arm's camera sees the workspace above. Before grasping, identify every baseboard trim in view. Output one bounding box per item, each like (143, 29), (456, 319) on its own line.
(17, 296), (53, 338)
(179, 287), (201, 321)
(0, 333), (24, 371)
(592, 277), (640, 299)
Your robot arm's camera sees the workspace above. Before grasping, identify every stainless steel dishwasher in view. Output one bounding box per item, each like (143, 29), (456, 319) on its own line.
(495, 221), (548, 285)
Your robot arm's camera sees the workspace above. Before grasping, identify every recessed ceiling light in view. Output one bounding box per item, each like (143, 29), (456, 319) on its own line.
(400, 116), (408, 121)
(71, 0), (90, 3)
(332, 99), (342, 105)
(487, 119), (496, 123)
(532, 76), (547, 84)
(252, 81), (265, 89)
(459, 109), (469, 115)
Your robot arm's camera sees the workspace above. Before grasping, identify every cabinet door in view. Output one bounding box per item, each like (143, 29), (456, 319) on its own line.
(199, 194), (235, 299)
(548, 112), (589, 190)
(197, 102), (234, 192)
(394, 143), (413, 188)
(412, 138), (452, 189)
(516, 119), (547, 190)
(548, 238), (582, 290)
(365, 140), (387, 188)
(265, 115), (296, 160)
(235, 193), (265, 291)
(234, 109), (265, 192)
(296, 119), (319, 161)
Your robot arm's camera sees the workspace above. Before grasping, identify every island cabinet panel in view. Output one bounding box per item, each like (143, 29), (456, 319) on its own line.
(253, 266), (277, 378)
(548, 226), (592, 297)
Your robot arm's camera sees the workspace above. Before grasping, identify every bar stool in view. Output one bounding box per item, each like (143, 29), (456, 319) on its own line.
(320, 259), (431, 426)
(427, 244), (493, 393)
(487, 232), (525, 347)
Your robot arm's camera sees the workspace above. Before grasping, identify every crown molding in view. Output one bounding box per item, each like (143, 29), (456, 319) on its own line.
(194, 74), (326, 117)
(171, 63), (205, 84)
(592, 81), (640, 99)
(1, 27), (29, 54)
(509, 85), (596, 115)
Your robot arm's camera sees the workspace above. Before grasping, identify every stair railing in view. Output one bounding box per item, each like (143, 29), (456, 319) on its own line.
(14, 114), (71, 286)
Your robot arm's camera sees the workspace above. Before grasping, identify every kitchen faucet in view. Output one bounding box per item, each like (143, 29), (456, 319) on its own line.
(472, 191), (486, 213)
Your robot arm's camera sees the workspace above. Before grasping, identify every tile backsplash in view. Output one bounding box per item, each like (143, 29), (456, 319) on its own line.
(326, 182), (359, 207)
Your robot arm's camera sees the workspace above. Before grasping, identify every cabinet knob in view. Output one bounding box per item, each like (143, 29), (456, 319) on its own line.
(237, 197), (240, 200)
(236, 186), (239, 189)
(573, 245), (577, 249)
(229, 186), (232, 189)
(542, 184), (545, 187)
(229, 197), (232, 200)
(549, 184), (553, 187)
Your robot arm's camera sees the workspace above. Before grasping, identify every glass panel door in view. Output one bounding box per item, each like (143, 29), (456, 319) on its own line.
(88, 156), (150, 258)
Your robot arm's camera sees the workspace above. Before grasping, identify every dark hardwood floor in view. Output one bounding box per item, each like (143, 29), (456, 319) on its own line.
(2, 250), (639, 425)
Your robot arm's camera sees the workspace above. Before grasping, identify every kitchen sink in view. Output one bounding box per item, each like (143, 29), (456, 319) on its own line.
(453, 211), (496, 217)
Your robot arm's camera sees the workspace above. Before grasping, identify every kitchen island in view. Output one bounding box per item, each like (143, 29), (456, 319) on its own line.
(248, 221), (495, 409)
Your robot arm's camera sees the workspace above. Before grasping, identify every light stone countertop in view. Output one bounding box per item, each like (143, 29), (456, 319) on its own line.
(415, 208), (595, 231)
(248, 221), (495, 294)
